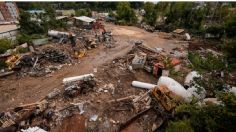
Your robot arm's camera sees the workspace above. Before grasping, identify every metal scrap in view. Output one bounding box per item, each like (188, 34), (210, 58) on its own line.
(0, 71), (15, 77)
(64, 84), (81, 98)
(0, 100), (48, 129)
(108, 95), (136, 103)
(64, 79), (96, 97)
(40, 48), (67, 63)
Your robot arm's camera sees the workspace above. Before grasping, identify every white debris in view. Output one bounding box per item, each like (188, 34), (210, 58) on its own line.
(184, 71), (206, 100)
(157, 76), (192, 102)
(187, 86), (206, 100)
(48, 30), (69, 38)
(155, 47), (163, 53)
(63, 73), (94, 84)
(230, 87), (236, 96)
(104, 90), (108, 93)
(184, 71), (201, 87)
(185, 33), (191, 40)
(93, 68), (97, 73)
(89, 115), (98, 121)
(71, 102), (85, 114)
(128, 65), (133, 71)
(21, 126), (47, 132)
(131, 81), (157, 90)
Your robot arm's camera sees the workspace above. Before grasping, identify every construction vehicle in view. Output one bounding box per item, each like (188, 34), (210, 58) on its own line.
(149, 85), (183, 119)
(5, 54), (22, 70)
(92, 19), (115, 48)
(92, 19), (106, 35)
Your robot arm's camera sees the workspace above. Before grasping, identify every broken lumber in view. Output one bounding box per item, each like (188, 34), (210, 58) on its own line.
(108, 95), (135, 103)
(0, 71), (14, 77)
(119, 107), (152, 131)
(32, 56), (38, 69)
(133, 90), (151, 103)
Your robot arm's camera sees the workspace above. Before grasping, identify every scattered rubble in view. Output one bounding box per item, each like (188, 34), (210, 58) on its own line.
(1, 22), (235, 132)
(39, 48), (67, 63)
(140, 23), (155, 32)
(0, 70), (14, 77)
(46, 89), (61, 99)
(21, 126), (47, 132)
(64, 78), (96, 97)
(89, 115), (98, 122)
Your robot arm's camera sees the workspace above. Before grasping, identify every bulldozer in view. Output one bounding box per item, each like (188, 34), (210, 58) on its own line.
(5, 54), (22, 70)
(150, 85), (184, 115)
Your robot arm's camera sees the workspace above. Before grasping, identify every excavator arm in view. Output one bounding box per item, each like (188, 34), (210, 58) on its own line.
(92, 20), (106, 35)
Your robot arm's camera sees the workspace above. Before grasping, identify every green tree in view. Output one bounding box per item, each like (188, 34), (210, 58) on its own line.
(16, 33), (32, 44)
(166, 119), (194, 132)
(40, 5), (67, 32)
(205, 24), (224, 38)
(75, 9), (92, 17)
(167, 93), (236, 132)
(143, 2), (157, 26)
(130, 2), (144, 9)
(167, 3), (196, 27)
(0, 39), (12, 54)
(18, 9), (44, 34)
(223, 38), (236, 65)
(225, 16), (236, 38)
(116, 2), (137, 25)
(108, 10), (116, 18)
(41, 6), (56, 32)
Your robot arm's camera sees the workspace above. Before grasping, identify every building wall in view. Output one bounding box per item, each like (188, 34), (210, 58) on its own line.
(5, 2), (19, 20)
(0, 25), (18, 40)
(0, 30), (18, 40)
(0, 11), (4, 21)
(0, 2), (19, 22)
(0, 2), (13, 21)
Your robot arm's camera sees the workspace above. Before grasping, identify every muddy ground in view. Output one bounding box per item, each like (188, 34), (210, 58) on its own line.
(0, 24), (184, 111)
(0, 23), (187, 131)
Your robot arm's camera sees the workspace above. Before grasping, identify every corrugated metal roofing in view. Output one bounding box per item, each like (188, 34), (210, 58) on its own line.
(73, 16), (95, 23)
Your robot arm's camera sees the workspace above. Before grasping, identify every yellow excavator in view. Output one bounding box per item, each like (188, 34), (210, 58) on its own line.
(5, 54), (22, 70)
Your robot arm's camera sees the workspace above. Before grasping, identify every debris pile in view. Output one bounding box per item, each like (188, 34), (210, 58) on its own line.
(39, 48), (67, 63)
(1, 19), (235, 132)
(64, 79), (96, 98)
(79, 36), (98, 50)
(0, 74), (97, 131)
(103, 31), (116, 48)
(0, 100), (49, 131)
(140, 23), (155, 32)
(0, 46), (71, 78)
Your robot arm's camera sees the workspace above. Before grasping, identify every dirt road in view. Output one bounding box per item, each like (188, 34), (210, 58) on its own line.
(0, 24), (183, 111)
